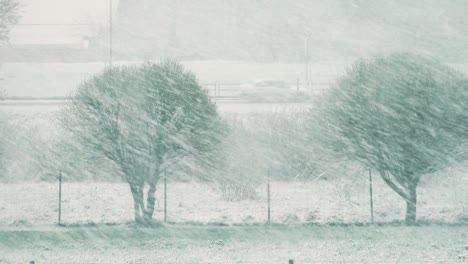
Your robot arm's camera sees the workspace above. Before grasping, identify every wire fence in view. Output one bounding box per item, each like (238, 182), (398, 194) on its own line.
(0, 169), (465, 227)
(0, 81), (329, 101)
(201, 81), (330, 98)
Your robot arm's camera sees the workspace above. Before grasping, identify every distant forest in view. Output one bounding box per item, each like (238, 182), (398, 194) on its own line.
(113, 0), (468, 62)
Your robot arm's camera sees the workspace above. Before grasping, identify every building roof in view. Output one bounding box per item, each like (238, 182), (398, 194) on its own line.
(10, 0), (118, 44)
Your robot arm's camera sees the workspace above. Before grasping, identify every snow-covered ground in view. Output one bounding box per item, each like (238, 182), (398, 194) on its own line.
(1, 174), (466, 226)
(0, 224), (467, 263)
(0, 165), (465, 264)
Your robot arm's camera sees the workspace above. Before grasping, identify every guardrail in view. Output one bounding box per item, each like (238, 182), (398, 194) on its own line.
(0, 81), (330, 101)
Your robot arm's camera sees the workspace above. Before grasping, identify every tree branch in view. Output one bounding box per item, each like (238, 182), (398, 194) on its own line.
(379, 170), (410, 201)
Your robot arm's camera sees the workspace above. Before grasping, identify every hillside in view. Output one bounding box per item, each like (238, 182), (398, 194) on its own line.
(6, 0), (468, 62)
(113, 0), (468, 62)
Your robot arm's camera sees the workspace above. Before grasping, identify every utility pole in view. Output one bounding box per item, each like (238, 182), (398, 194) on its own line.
(304, 37), (309, 90)
(109, 0), (113, 67)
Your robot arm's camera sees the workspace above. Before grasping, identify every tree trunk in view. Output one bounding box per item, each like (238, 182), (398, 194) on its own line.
(130, 184), (145, 223)
(144, 182), (157, 221)
(405, 184), (417, 225)
(379, 171), (419, 225)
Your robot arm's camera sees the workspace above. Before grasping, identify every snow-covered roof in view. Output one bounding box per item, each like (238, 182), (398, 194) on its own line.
(9, 0), (119, 44)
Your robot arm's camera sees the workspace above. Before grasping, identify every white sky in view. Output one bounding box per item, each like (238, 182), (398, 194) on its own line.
(10, 0), (119, 44)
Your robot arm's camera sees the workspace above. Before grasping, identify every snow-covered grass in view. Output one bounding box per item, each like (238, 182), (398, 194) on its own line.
(0, 174), (466, 226)
(0, 224), (466, 263)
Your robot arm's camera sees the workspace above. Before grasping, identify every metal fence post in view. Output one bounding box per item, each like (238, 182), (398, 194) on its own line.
(267, 182), (271, 224)
(215, 81), (219, 96)
(164, 169), (167, 222)
(267, 169), (271, 224)
(369, 168), (374, 224)
(58, 171), (62, 226)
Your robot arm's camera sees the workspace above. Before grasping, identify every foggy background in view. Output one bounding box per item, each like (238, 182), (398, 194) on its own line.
(2, 0), (468, 98)
(4, 0), (468, 62)
(0, 1), (467, 263)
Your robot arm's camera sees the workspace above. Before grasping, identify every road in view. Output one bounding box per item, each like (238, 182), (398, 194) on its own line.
(0, 98), (312, 115)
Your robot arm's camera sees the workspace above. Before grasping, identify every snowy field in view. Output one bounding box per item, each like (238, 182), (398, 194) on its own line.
(1, 224), (467, 263)
(0, 177), (467, 263)
(1, 175), (466, 227)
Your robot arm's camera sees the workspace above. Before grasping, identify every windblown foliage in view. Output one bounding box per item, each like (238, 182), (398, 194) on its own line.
(310, 53), (468, 224)
(62, 61), (223, 222)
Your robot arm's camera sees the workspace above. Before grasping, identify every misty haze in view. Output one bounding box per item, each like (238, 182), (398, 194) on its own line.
(0, 1), (467, 263)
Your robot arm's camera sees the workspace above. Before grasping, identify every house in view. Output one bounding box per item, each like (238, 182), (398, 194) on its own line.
(1, 0), (118, 62)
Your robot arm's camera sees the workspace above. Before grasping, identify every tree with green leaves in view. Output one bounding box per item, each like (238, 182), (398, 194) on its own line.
(310, 53), (468, 224)
(62, 61), (223, 223)
(0, 0), (19, 42)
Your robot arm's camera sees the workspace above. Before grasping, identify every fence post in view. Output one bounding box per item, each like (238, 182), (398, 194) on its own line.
(164, 169), (167, 222)
(218, 82), (221, 96)
(267, 169), (271, 224)
(267, 182), (270, 224)
(289, 259), (294, 264)
(296, 78), (300, 92)
(369, 168), (374, 224)
(30, 261), (35, 264)
(58, 171), (62, 226)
